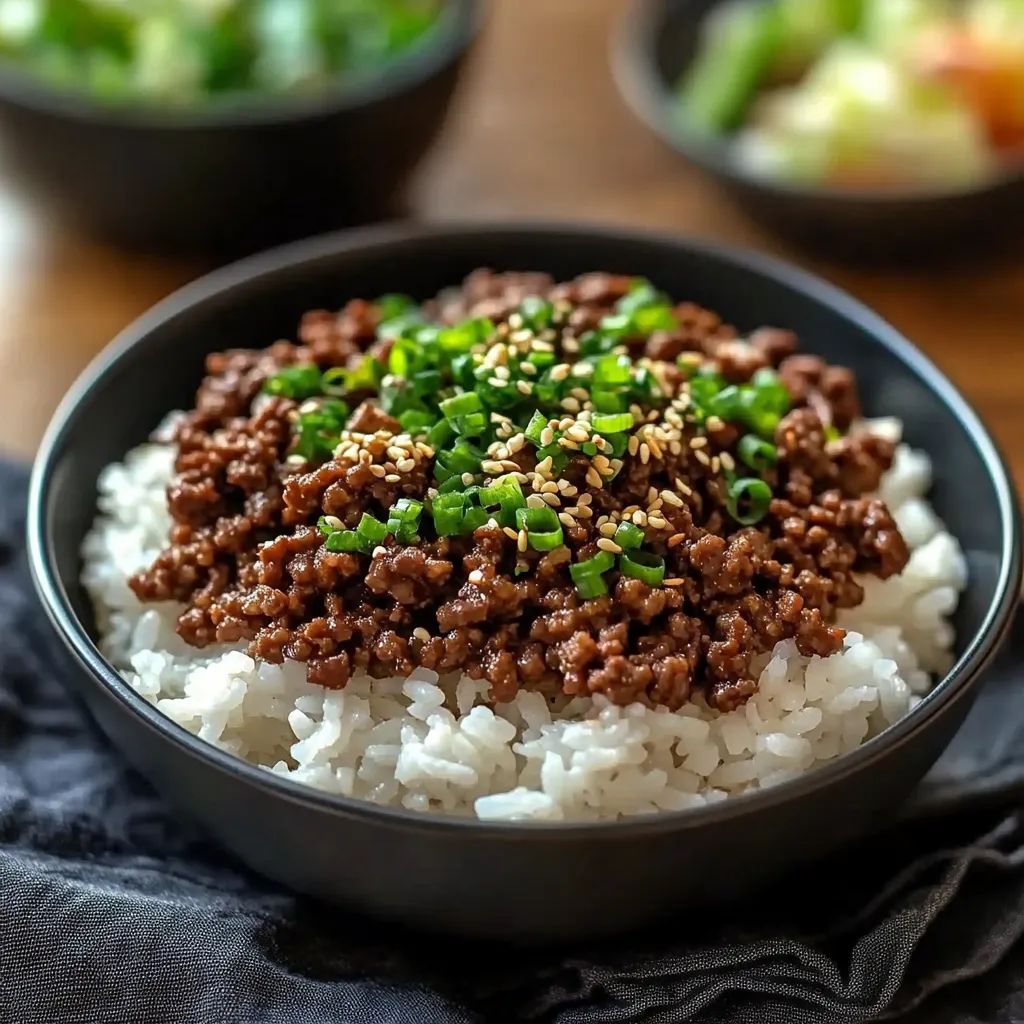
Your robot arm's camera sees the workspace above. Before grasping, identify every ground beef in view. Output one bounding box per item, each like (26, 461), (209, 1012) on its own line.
(130, 270), (910, 712)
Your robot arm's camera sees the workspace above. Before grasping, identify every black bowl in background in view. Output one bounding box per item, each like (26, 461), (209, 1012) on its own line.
(27, 223), (1022, 942)
(612, 0), (1024, 263)
(0, 2), (484, 257)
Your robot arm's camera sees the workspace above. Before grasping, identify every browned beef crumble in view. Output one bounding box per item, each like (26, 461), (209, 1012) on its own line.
(130, 270), (909, 712)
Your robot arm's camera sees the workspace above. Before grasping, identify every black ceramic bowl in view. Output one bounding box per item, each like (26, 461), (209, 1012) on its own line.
(0, 2), (483, 256)
(613, 0), (1024, 263)
(28, 223), (1022, 942)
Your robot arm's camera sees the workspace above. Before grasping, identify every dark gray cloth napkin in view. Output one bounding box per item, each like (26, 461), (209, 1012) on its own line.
(3, 461), (1024, 1024)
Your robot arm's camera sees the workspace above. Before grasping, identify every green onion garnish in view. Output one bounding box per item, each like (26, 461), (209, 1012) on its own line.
(515, 507), (564, 551)
(263, 364), (323, 400)
(478, 475), (525, 528)
(432, 491), (468, 536)
(619, 548), (666, 587)
(593, 353), (632, 387)
(616, 279), (666, 316)
(726, 477), (773, 526)
(461, 506), (491, 533)
(452, 412), (487, 437)
(518, 296), (554, 331)
(398, 409), (435, 434)
(524, 410), (548, 446)
(825, 425), (841, 443)
(376, 293), (416, 323)
(357, 513), (388, 547)
(738, 434), (778, 472)
(592, 412), (634, 434)
(386, 498), (423, 544)
(411, 369), (443, 398)
(569, 550), (616, 598)
(613, 521), (644, 550)
(325, 530), (366, 554)
(440, 391), (483, 420)
(427, 418), (454, 449)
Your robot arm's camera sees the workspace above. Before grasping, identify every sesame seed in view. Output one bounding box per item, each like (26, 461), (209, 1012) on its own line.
(628, 436), (640, 457)
(460, 472), (475, 486)
(298, 399), (319, 415)
(507, 313), (524, 330)
(503, 527), (519, 541)
(494, 365), (510, 380)
(541, 481), (559, 493)
(482, 459), (505, 474)
(640, 443), (651, 465)
(324, 515), (343, 529)
(559, 438), (580, 451)
(396, 458), (415, 473)
(661, 489), (684, 507)
(558, 512), (576, 528)
(664, 578), (685, 587)
(385, 447), (408, 462)
(521, 361), (537, 375)
(550, 363), (572, 381)
(668, 533), (685, 548)
(385, 473), (401, 483)
(690, 436), (708, 449)
(372, 545), (387, 558)
(720, 451), (736, 472)
(576, 505), (594, 519)
(711, 456), (721, 473)
(648, 438), (664, 460)
(694, 450), (711, 467)
(675, 477), (693, 496)
(632, 510), (648, 526)
(540, 426), (555, 446)
(518, 529), (528, 553)
(369, 464), (387, 478)
(413, 627), (431, 643)
(418, 444), (435, 458)
(561, 337), (579, 353)
(561, 397), (581, 413)
(488, 377), (507, 389)
(586, 467), (603, 488)
(599, 522), (617, 537)
(541, 492), (561, 507)
(597, 538), (622, 554)
(706, 415), (725, 432)
(536, 456), (554, 476)
(517, 381), (533, 395)
(648, 516), (669, 530)
(527, 494), (546, 510)
(468, 569), (484, 583)
(570, 388), (590, 402)
(669, 440), (682, 456)
(577, 493), (593, 505)
(500, 460), (521, 472)
(508, 433), (526, 453)
(286, 454), (306, 467)
(566, 425), (589, 442)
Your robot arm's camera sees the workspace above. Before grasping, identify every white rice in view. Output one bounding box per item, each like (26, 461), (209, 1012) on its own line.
(81, 418), (967, 822)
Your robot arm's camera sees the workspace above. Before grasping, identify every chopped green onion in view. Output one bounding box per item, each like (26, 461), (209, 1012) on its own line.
(591, 389), (627, 414)
(616, 280), (665, 316)
(439, 318), (494, 354)
(325, 530), (366, 554)
(356, 514), (388, 547)
(518, 296), (554, 331)
(592, 412), (634, 434)
(411, 369), (442, 398)
(569, 550), (616, 599)
(376, 294), (416, 323)
(440, 391), (483, 420)
(619, 549), (666, 587)
(524, 410), (548, 446)
(689, 372), (725, 409)
(292, 400), (348, 462)
(613, 521), (644, 550)
(427, 419), (454, 449)
(439, 440), (484, 476)
(322, 367), (348, 397)
(581, 441), (598, 456)
(317, 515), (339, 535)
(726, 477), (773, 526)
(593, 353), (632, 387)
(398, 409), (435, 434)
(605, 433), (630, 458)
(452, 412), (487, 437)
(738, 434), (778, 472)
(344, 355), (385, 393)
(709, 385), (744, 420)
(633, 306), (678, 333)
(432, 492), (468, 536)
(515, 506), (564, 551)
(461, 506), (491, 533)
(751, 368), (792, 415)
(263, 364), (322, 400)
(478, 475), (525, 527)
(386, 498), (423, 544)
(825, 425), (841, 443)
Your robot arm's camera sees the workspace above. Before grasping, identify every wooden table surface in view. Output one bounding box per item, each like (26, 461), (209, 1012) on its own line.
(1, 0), (1022, 492)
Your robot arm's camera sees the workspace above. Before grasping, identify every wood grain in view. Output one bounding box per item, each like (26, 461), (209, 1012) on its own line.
(2, 0), (1022, 494)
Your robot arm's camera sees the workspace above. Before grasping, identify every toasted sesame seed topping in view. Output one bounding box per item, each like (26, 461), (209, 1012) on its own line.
(664, 578), (685, 587)
(517, 529), (528, 553)
(690, 436), (708, 450)
(384, 473), (401, 483)
(526, 494), (546, 510)
(694, 450), (711, 467)
(413, 627), (431, 643)
(597, 538), (622, 554)
(372, 545), (387, 558)
(323, 515), (343, 529)
(503, 526), (519, 541)
(720, 451), (736, 472)
(585, 467), (603, 489)
(599, 522), (617, 537)
(558, 512), (576, 528)
(369, 464), (387, 478)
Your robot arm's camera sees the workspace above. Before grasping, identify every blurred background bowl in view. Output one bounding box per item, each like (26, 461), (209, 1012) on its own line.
(0, 0), (485, 258)
(612, 0), (1024, 264)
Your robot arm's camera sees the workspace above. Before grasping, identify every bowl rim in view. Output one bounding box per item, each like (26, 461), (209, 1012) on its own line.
(27, 219), (1023, 840)
(0, 0), (486, 131)
(611, 0), (1024, 205)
